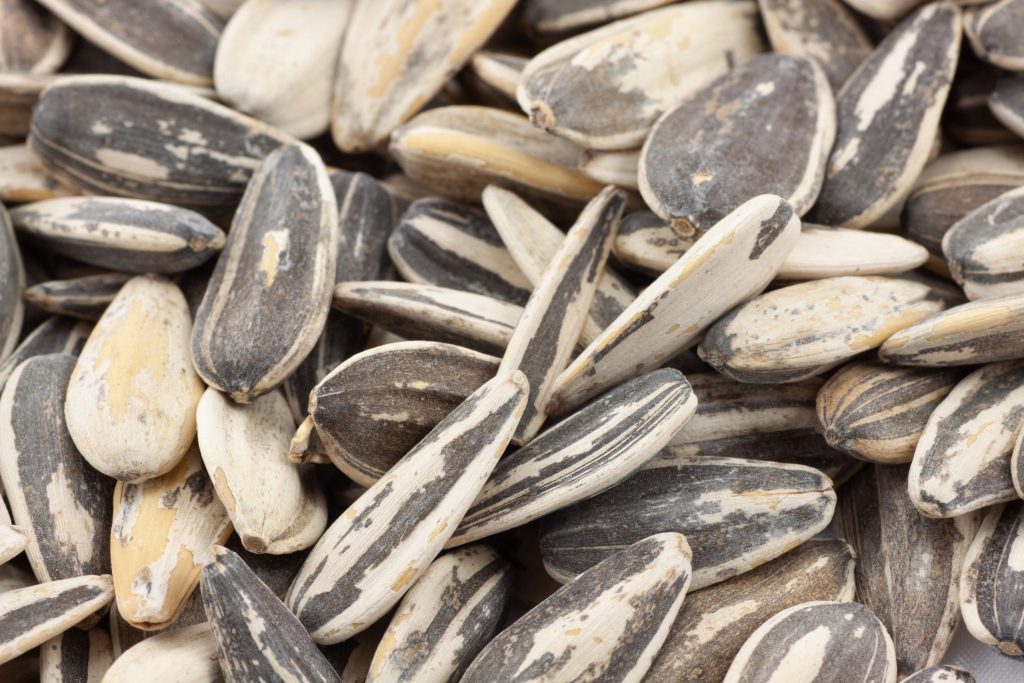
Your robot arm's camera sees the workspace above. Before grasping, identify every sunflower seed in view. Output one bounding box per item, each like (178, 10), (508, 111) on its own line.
(0, 0), (70, 74)
(467, 50), (527, 104)
(331, 0), (518, 152)
(39, 626), (113, 683)
(835, 464), (978, 676)
(539, 455), (836, 589)
(846, 0), (928, 19)
(778, 225), (929, 279)
(810, 2), (962, 228)
(611, 209), (695, 273)
(0, 518), (26, 566)
(28, 75), (293, 212)
(943, 186), (1024, 299)
(945, 57), (1018, 146)
(110, 444), (232, 630)
(518, 1), (765, 150)
(33, 0), (222, 86)
(577, 148), (639, 190)
(192, 142), (337, 403)
(333, 281), (522, 356)
(990, 73), (1024, 138)
(552, 194), (799, 412)
(964, 0), (1024, 72)
(0, 575), (114, 665)
(640, 55), (834, 235)
(0, 316), (89, 393)
(904, 666), (976, 683)
(722, 601), (896, 683)
(198, 0), (241, 18)
(817, 362), (964, 464)
(10, 197), (225, 274)
(909, 361), (1024, 518)
(0, 354), (114, 583)
(646, 539), (856, 683)
(450, 368), (697, 547)
(0, 203), (22, 360)
(102, 622), (221, 683)
(462, 533), (692, 683)
(285, 372), (527, 645)
(0, 144), (74, 203)
(23, 273), (130, 321)
(368, 545), (512, 683)
(522, 0), (675, 39)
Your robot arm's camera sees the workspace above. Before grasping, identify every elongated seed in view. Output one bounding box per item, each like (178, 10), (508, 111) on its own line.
(39, 626), (113, 683)
(23, 273), (130, 321)
(101, 622), (221, 683)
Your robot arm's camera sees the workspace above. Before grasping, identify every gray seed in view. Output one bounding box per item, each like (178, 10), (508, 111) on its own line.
(0, 316), (89, 394)
(102, 622), (221, 683)
(904, 666), (976, 683)
(39, 626), (113, 683)
(943, 185), (1024, 299)
(0, 202), (22, 361)
(990, 73), (1024, 138)
(0, 0), (71, 75)
(0, 144), (74, 203)
(964, 0), (1024, 72)
(23, 273), (130, 321)
(522, 0), (675, 39)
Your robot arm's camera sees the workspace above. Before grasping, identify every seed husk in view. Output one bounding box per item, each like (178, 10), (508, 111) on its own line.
(0, 0), (71, 75)
(0, 202), (22, 360)
(23, 273), (130, 321)
(945, 57), (1018, 146)
(817, 362), (964, 464)
(577, 148), (639, 190)
(517, 1), (765, 150)
(101, 622), (221, 683)
(285, 372), (528, 645)
(943, 186), (1024, 299)
(33, 0), (223, 86)
(990, 73), (1024, 138)
(611, 209), (695, 274)
(39, 626), (114, 683)
(368, 545), (512, 683)
(0, 574), (114, 665)
(722, 601), (897, 683)
(904, 666), (976, 683)
(835, 464), (978, 676)
(964, 0), (1024, 72)
(639, 54), (834, 235)
(462, 533), (692, 683)
(809, 2), (962, 228)
(0, 144), (74, 202)
(844, 0), (927, 20)
(198, 0), (241, 19)
(909, 360), (1024, 518)
(539, 455), (836, 589)
(330, 0), (518, 152)
(0, 316), (89, 393)
(522, 0), (675, 39)
(551, 194), (800, 412)
(467, 50), (528, 104)
(0, 520), (26, 566)
(646, 539), (856, 683)
(192, 142), (337, 403)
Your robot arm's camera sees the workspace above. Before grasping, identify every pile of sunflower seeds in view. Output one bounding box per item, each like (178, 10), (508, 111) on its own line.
(4, 0), (1024, 681)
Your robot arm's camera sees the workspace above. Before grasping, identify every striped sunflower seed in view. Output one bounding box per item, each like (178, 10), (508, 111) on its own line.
(646, 539), (856, 683)
(964, 0), (1024, 72)
(23, 273), (130, 321)
(368, 545), (512, 683)
(449, 368), (697, 547)
(0, 144), (74, 203)
(9, 197), (225, 274)
(285, 372), (527, 645)
(611, 209), (694, 274)
(517, 1), (765, 150)
(101, 622), (220, 683)
(699, 276), (944, 383)
(909, 360), (1024, 518)
(817, 362), (964, 464)
(990, 73), (1024, 138)
(639, 54), (834, 236)
(943, 186), (1024, 299)
(39, 626), (113, 683)
(577, 148), (639, 191)
(810, 2), (962, 228)
(466, 50), (526, 104)
(522, 0), (674, 39)
(330, 0), (518, 152)
(0, 0), (70, 74)
(201, 545), (340, 682)
(0, 574), (114, 665)
(192, 142), (337, 403)
(462, 533), (692, 683)
(28, 75), (293, 212)
(0, 316), (89, 393)
(722, 601), (897, 683)
(110, 444), (232, 630)
(551, 194), (799, 412)
(539, 455), (836, 589)
(33, 0), (223, 86)
(904, 666), (976, 683)
(65, 275), (203, 482)
(0, 202), (22, 360)
(835, 464), (979, 676)
(0, 502), (26, 566)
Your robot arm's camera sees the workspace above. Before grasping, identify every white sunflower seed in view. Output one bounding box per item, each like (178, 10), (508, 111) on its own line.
(467, 50), (527, 103)
(611, 209), (695, 274)
(0, 0), (71, 75)
(23, 273), (130, 321)
(845, 0), (928, 19)
(777, 225), (929, 279)
(101, 622), (221, 683)
(964, 0), (1024, 72)
(39, 626), (113, 683)
(0, 520), (26, 566)
(577, 148), (639, 190)
(943, 186), (1024, 299)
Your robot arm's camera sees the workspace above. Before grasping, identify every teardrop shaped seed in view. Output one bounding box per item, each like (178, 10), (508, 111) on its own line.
(943, 185), (1024, 299)
(964, 0), (1024, 72)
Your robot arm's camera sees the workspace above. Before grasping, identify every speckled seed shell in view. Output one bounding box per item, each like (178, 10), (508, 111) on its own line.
(32, 0), (222, 85)
(699, 276), (944, 383)
(904, 666), (976, 683)
(303, 341), (499, 487)
(777, 225), (929, 279)
(368, 546), (512, 683)
(389, 106), (604, 209)
(65, 275), (202, 482)
(645, 539), (856, 683)
(10, 197), (225, 274)
(23, 273), (130, 321)
(192, 142), (337, 403)
(0, 316), (89, 392)
(810, 2), (962, 228)
(499, 187), (623, 443)
(909, 361), (1024, 518)
(0, 144), (74, 203)
(943, 186), (1024, 299)
(0, 203), (22, 360)
(879, 293), (1024, 366)
(0, 575), (114, 665)
(285, 372), (528, 645)
(817, 362), (964, 463)
(214, 0), (353, 139)
(332, 281), (523, 356)
(462, 533), (692, 683)
(517, 1), (765, 150)
(964, 0), (1024, 71)
(0, 0), (70, 74)
(991, 74), (1024, 138)
(640, 54), (834, 235)
(523, 0), (675, 38)
(551, 195), (800, 412)
(0, 355), (114, 583)
(196, 389), (325, 554)
(960, 501), (1024, 656)
(39, 627), (114, 683)
(539, 455), (836, 589)
(835, 464), (978, 676)
(27, 76), (293, 212)
(450, 369), (697, 547)
(722, 601), (897, 683)
(330, 0), (518, 152)
(388, 198), (532, 306)
(201, 546), (339, 683)
(101, 622), (220, 683)
(110, 445), (232, 630)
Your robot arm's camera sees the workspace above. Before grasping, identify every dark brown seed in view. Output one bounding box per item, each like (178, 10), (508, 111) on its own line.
(23, 273), (131, 321)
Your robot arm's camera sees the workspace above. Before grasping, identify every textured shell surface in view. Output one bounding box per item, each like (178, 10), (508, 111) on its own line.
(0, 316), (89, 394)
(100, 622), (220, 683)
(964, 0), (1024, 71)
(24, 273), (131, 321)
(943, 185), (1024, 299)
(0, 202), (22, 360)
(903, 666), (976, 683)
(38, 626), (114, 683)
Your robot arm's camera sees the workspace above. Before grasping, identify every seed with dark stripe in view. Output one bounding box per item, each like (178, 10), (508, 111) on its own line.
(0, 316), (88, 394)
(0, 203), (22, 360)
(39, 626), (113, 683)
(23, 273), (130, 321)
(904, 666), (976, 683)
(991, 73), (1024, 139)
(964, 0), (1024, 72)
(943, 186), (1024, 299)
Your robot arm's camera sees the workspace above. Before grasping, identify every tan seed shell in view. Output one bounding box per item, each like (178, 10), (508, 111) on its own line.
(101, 622), (221, 683)
(0, 144), (74, 203)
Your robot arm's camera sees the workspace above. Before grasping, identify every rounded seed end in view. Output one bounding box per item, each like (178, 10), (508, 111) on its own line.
(528, 101), (556, 132)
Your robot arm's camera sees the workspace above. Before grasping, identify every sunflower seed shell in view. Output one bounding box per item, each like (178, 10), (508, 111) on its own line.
(522, 0), (675, 39)
(0, 144), (73, 203)
(101, 622), (221, 683)
(0, 316), (89, 393)
(0, 203), (22, 360)
(0, 522), (26, 566)
(777, 225), (929, 279)
(467, 50), (527, 103)
(0, 0), (71, 75)
(990, 73), (1024, 138)
(23, 273), (130, 321)
(904, 666), (976, 683)
(577, 148), (639, 190)
(39, 626), (114, 683)
(943, 185), (1024, 299)
(964, 0), (1024, 72)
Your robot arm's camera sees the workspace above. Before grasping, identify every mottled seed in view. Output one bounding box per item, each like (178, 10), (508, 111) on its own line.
(0, 202), (22, 360)
(23, 273), (130, 321)
(943, 186), (1024, 299)
(39, 626), (113, 683)
(964, 0), (1024, 72)
(904, 666), (976, 683)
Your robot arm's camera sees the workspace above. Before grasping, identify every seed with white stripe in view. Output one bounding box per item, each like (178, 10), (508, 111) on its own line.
(943, 186), (1024, 299)
(904, 666), (976, 683)
(964, 0), (1024, 72)
(23, 273), (129, 321)
(991, 74), (1024, 138)
(467, 50), (526, 104)
(39, 626), (113, 683)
